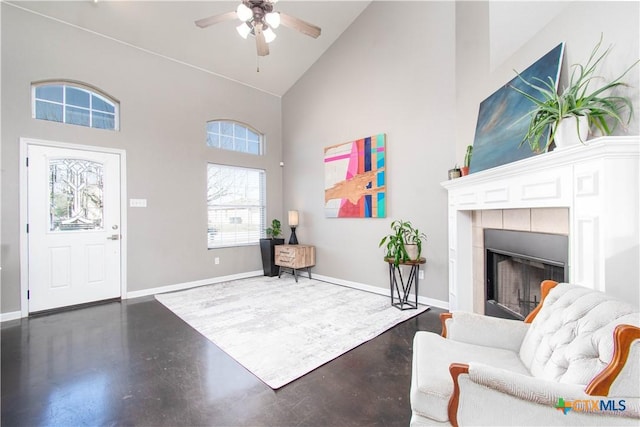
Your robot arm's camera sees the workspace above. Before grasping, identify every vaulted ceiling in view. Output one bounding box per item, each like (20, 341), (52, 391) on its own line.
(8, 1), (371, 96)
(8, 1), (565, 97)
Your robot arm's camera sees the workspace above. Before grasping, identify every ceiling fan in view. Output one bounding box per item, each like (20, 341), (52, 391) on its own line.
(195, 0), (322, 57)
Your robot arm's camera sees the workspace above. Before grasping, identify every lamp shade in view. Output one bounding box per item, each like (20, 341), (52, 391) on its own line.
(263, 27), (277, 44)
(288, 210), (299, 227)
(236, 3), (253, 22)
(265, 12), (281, 29)
(236, 23), (251, 39)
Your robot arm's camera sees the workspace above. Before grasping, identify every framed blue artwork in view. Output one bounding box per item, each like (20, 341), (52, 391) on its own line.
(469, 43), (565, 173)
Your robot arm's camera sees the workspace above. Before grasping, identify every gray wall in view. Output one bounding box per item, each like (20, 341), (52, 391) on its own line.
(1, 5), (283, 313)
(282, 1), (457, 303)
(283, 0), (639, 305)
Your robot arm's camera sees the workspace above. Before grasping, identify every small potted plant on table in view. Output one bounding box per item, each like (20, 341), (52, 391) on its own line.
(260, 219), (285, 276)
(379, 219), (427, 266)
(380, 220), (427, 310)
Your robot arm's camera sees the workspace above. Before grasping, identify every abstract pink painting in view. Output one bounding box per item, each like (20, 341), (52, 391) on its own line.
(324, 134), (386, 218)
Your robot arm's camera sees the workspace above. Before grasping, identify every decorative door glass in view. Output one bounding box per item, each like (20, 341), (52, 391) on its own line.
(49, 158), (104, 231)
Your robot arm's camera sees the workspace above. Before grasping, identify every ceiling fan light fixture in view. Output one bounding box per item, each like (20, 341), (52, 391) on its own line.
(236, 3), (253, 22)
(263, 27), (277, 43)
(236, 22), (252, 39)
(195, 0), (321, 61)
(265, 12), (280, 29)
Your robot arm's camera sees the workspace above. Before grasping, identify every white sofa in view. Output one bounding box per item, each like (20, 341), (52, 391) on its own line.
(410, 281), (640, 426)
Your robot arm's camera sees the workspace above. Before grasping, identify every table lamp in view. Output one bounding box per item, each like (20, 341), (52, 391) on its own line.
(288, 210), (299, 245)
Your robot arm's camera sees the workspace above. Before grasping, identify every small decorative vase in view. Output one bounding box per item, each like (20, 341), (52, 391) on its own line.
(405, 244), (419, 261)
(448, 168), (461, 180)
(554, 115), (589, 149)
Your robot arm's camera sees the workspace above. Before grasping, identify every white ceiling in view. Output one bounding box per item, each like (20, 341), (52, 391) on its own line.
(8, 1), (371, 97)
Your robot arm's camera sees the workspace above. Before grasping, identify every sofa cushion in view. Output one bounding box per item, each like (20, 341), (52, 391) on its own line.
(411, 331), (529, 422)
(519, 283), (640, 389)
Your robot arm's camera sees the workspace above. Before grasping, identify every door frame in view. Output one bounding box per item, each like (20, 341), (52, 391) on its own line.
(19, 137), (128, 317)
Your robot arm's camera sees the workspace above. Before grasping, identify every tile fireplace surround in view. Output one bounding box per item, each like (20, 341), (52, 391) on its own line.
(441, 137), (639, 313)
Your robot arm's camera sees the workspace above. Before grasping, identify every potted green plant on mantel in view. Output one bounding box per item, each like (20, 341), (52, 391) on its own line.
(448, 165), (461, 180)
(461, 145), (473, 176)
(379, 220), (427, 266)
(512, 35), (639, 153)
(260, 218), (285, 276)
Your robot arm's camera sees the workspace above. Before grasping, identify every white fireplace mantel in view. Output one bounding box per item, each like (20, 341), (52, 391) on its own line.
(441, 136), (640, 312)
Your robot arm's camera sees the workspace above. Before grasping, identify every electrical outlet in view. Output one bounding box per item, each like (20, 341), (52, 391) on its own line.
(419, 270), (424, 280)
(214, 257), (220, 265)
(129, 198), (147, 208)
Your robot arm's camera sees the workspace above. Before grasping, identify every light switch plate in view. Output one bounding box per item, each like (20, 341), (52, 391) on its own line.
(130, 198), (147, 208)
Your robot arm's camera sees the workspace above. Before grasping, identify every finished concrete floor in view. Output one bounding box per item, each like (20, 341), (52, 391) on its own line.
(1, 291), (444, 426)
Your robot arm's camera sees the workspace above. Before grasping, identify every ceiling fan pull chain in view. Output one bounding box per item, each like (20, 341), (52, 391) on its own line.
(257, 56), (260, 73)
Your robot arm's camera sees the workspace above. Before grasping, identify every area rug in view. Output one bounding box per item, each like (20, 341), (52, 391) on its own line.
(155, 276), (428, 389)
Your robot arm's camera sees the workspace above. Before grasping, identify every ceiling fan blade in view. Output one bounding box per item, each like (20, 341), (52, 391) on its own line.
(195, 11), (237, 29)
(279, 12), (321, 39)
(254, 24), (269, 56)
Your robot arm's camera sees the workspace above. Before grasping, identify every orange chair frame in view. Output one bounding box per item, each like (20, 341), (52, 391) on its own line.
(438, 280), (640, 427)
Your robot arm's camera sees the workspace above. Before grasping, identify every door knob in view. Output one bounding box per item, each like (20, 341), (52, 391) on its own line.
(107, 234), (120, 240)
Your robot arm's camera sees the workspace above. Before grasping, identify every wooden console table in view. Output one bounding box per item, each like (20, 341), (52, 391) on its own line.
(385, 257), (425, 310)
(275, 245), (316, 282)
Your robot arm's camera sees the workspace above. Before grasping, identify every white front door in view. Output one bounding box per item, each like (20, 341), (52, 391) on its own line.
(27, 144), (122, 312)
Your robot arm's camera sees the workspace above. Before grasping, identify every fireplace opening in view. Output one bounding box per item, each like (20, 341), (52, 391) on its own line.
(485, 229), (568, 320)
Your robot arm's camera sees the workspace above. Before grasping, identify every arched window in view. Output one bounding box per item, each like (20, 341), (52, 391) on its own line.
(206, 120), (262, 155)
(32, 81), (119, 131)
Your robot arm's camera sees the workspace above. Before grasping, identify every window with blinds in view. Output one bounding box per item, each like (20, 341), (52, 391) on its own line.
(207, 164), (266, 248)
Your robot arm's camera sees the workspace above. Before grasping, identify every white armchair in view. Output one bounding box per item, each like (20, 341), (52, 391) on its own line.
(410, 280), (640, 426)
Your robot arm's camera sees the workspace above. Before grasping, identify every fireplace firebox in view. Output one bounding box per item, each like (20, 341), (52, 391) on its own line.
(485, 229), (568, 320)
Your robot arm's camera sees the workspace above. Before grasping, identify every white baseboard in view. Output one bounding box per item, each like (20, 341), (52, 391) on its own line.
(2, 270), (448, 321)
(1, 311), (23, 323)
(313, 274), (450, 310)
(417, 295), (450, 311)
(128, 271), (451, 310)
(126, 270), (264, 299)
